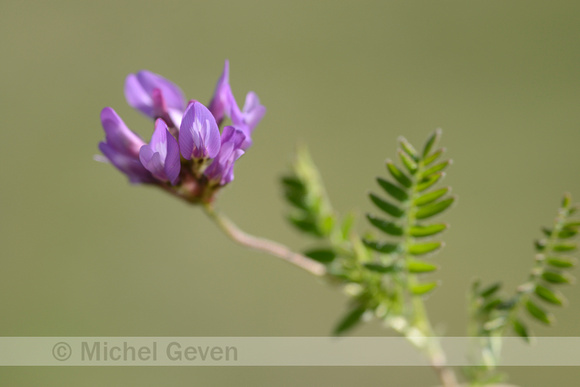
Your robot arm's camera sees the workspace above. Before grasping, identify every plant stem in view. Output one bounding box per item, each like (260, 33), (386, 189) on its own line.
(202, 204), (327, 277)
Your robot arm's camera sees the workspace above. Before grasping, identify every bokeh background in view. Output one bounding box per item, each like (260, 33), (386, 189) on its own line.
(1, 1), (579, 386)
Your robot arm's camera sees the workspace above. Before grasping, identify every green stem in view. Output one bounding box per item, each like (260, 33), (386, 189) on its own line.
(202, 204), (327, 277)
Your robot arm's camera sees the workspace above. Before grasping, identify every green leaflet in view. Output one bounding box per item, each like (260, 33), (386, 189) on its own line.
(386, 161), (412, 188)
(364, 263), (397, 273)
(362, 239), (399, 253)
(398, 150), (418, 175)
(534, 284), (565, 306)
(423, 148), (444, 166)
(557, 228), (577, 239)
(340, 213), (356, 240)
(415, 197), (455, 220)
(369, 193), (405, 218)
(409, 224), (448, 237)
(512, 319), (530, 343)
(479, 282), (502, 298)
(377, 177), (409, 202)
(543, 227), (578, 239)
(333, 306), (366, 336)
(399, 136), (419, 161)
(407, 241), (442, 255)
(304, 248), (337, 264)
(422, 129), (442, 159)
(407, 260), (438, 273)
(282, 177), (308, 210)
(552, 243), (577, 252)
(288, 216), (322, 236)
(546, 256), (577, 269)
(421, 160), (451, 179)
(481, 298), (502, 313)
(411, 281), (438, 295)
(416, 172), (444, 192)
(367, 214), (404, 236)
(525, 300), (554, 325)
(542, 270), (574, 284)
(414, 187), (450, 206)
(562, 193), (572, 208)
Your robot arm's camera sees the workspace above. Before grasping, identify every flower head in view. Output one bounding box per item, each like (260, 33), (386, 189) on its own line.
(139, 119), (181, 185)
(124, 70), (186, 128)
(98, 62), (265, 203)
(179, 101), (221, 160)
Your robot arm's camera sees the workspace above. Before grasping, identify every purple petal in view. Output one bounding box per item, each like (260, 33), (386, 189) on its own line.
(227, 90), (244, 127)
(179, 101), (221, 159)
(164, 126), (181, 185)
(99, 142), (153, 184)
(242, 92), (266, 131)
(124, 70), (186, 124)
(221, 148), (245, 185)
(221, 125), (246, 149)
(208, 60), (231, 124)
(100, 107), (144, 157)
(139, 119), (181, 185)
(134, 71), (186, 111)
(151, 88), (168, 120)
(178, 108), (194, 161)
(167, 108), (183, 128)
(204, 126), (246, 186)
(124, 74), (154, 117)
(141, 151), (164, 181)
(150, 119), (169, 158)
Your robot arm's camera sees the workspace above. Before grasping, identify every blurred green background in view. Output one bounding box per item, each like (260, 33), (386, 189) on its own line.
(1, 0), (579, 385)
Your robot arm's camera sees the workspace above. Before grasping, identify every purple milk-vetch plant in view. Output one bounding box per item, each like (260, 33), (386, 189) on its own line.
(96, 62), (580, 387)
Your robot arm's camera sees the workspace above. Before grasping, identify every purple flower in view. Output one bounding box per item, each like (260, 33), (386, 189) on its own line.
(124, 70), (186, 128)
(139, 119), (181, 185)
(179, 101), (221, 160)
(204, 126), (246, 186)
(208, 60), (266, 149)
(98, 107), (154, 184)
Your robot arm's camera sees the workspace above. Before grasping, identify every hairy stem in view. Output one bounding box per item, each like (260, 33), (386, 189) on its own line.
(202, 204), (327, 277)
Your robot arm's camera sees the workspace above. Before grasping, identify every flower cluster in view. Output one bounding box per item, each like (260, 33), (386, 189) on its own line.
(98, 61), (265, 203)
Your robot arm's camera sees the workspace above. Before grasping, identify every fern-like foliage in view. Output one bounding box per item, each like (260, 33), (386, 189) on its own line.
(281, 130), (456, 336)
(364, 130), (455, 308)
(466, 194), (579, 384)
